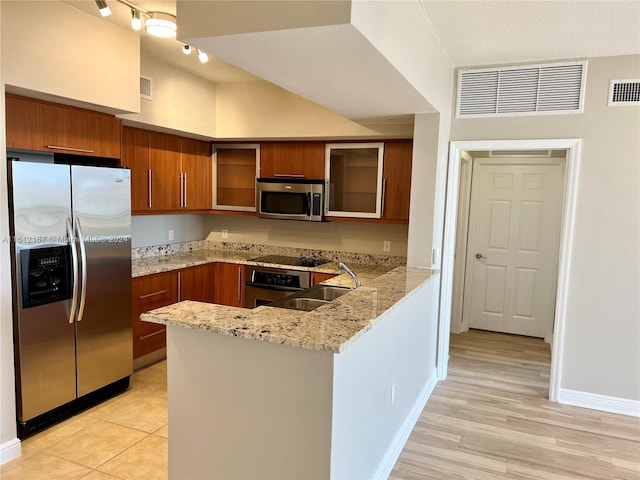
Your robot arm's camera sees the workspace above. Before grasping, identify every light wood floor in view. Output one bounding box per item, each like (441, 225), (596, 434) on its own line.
(2, 330), (638, 479)
(390, 329), (640, 480)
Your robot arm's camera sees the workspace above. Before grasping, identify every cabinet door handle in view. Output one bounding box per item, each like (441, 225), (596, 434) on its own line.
(177, 271), (182, 302)
(139, 328), (166, 340)
(183, 173), (188, 207)
(148, 169), (152, 208)
(47, 145), (94, 154)
(138, 289), (169, 300)
(381, 178), (387, 217)
(274, 173), (305, 178)
(237, 268), (242, 302)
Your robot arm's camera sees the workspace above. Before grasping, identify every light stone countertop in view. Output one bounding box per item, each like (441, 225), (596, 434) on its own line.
(141, 265), (437, 353)
(132, 249), (342, 278)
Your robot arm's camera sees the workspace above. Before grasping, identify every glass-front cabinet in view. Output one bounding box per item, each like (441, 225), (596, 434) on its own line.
(325, 143), (384, 218)
(213, 144), (260, 211)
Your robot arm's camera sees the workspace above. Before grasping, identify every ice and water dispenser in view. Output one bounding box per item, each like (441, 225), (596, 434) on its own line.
(20, 246), (72, 309)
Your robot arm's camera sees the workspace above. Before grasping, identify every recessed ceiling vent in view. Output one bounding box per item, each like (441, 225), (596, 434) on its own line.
(609, 80), (640, 106)
(457, 61), (586, 118)
(140, 75), (153, 100)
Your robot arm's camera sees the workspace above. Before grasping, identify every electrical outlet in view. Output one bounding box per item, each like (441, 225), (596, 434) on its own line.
(168, 230), (174, 241)
(383, 241), (391, 252)
(432, 248), (439, 265)
(390, 384), (396, 406)
(221, 229), (228, 239)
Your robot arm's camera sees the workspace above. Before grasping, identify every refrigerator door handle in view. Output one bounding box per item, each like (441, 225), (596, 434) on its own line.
(66, 217), (79, 324)
(75, 218), (88, 322)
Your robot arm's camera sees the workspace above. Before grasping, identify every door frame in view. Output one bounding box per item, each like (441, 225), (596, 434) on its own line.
(461, 157), (565, 340)
(438, 139), (582, 402)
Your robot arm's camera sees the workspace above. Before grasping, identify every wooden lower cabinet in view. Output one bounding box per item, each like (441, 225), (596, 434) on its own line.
(213, 263), (245, 307)
(179, 264), (215, 303)
(311, 272), (337, 286)
(132, 272), (177, 359)
(132, 265), (216, 359)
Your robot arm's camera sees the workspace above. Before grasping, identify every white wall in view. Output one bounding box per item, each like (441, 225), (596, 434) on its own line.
(450, 54), (640, 401)
(348, 1), (455, 268)
(0, 2), (20, 462)
(215, 80), (413, 140)
(204, 215), (409, 257)
(119, 53), (217, 138)
(1, 1), (139, 113)
(131, 215), (205, 248)
(331, 276), (439, 478)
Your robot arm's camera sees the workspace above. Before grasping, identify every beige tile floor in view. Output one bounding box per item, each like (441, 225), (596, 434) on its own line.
(0, 361), (168, 480)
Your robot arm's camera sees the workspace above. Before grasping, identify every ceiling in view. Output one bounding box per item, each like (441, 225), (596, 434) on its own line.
(64, 0), (640, 86)
(423, 0), (640, 66)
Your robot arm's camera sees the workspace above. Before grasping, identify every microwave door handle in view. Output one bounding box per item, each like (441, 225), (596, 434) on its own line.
(306, 192), (311, 217)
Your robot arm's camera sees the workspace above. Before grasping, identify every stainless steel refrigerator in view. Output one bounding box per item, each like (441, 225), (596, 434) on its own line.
(8, 155), (132, 437)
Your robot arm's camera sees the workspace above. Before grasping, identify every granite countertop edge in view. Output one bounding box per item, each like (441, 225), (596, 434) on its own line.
(141, 266), (438, 354)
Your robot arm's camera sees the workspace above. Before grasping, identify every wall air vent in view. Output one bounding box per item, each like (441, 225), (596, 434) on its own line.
(608, 79), (640, 106)
(457, 61), (586, 118)
(140, 75), (152, 100)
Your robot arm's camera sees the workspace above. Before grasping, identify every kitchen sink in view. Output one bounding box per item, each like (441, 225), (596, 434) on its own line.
(267, 285), (351, 311)
(277, 297), (330, 311)
(303, 285), (351, 301)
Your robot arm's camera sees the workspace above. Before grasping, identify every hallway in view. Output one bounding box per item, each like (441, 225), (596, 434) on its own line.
(390, 329), (640, 479)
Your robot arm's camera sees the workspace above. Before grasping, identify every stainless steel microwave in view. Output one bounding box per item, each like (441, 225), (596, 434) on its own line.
(256, 178), (326, 221)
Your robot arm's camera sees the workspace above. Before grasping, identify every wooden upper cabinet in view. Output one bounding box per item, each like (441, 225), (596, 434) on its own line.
(6, 94), (121, 159)
(6, 94), (45, 150)
(121, 127), (151, 212)
(149, 132), (181, 211)
(260, 142), (325, 179)
(213, 144), (259, 211)
(181, 138), (212, 210)
(381, 140), (413, 222)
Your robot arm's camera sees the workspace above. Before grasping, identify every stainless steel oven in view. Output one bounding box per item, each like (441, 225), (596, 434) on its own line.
(244, 265), (311, 309)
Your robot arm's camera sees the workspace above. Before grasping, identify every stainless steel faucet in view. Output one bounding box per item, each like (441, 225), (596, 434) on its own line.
(338, 262), (361, 289)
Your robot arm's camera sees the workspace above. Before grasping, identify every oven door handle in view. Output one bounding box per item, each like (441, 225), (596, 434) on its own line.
(245, 282), (306, 293)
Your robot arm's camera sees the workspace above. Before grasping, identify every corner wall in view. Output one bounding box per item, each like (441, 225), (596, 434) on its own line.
(1, 0), (139, 113)
(0, 1), (20, 462)
(118, 53), (217, 138)
(450, 54), (640, 402)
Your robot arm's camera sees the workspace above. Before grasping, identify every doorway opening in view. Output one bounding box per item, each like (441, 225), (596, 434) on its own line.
(437, 139), (582, 402)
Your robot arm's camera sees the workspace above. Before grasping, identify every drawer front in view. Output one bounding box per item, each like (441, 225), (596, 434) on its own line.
(132, 272), (177, 358)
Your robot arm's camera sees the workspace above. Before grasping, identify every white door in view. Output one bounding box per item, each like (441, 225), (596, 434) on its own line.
(463, 159), (564, 338)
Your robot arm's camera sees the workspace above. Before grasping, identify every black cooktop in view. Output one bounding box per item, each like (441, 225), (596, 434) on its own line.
(249, 254), (329, 268)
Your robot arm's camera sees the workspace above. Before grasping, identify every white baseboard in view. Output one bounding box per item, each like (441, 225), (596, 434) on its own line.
(373, 368), (438, 480)
(558, 388), (640, 417)
(0, 438), (21, 465)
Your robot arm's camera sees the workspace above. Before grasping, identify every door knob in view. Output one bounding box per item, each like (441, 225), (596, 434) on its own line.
(475, 253), (487, 260)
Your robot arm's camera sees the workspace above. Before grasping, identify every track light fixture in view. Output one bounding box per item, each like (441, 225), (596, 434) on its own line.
(197, 49), (209, 64)
(95, 1), (208, 66)
(130, 9), (142, 31)
(145, 12), (177, 38)
(95, 0), (112, 17)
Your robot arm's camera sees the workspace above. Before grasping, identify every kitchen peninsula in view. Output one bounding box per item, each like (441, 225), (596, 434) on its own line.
(141, 252), (439, 479)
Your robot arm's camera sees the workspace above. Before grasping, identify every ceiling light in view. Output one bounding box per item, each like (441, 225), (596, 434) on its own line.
(95, 0), (112, 17)
(130, 9), (142, 31)
(182, 44), (192, 55)
(197, 49), (208, 64)
(145, 12), (177, 38)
